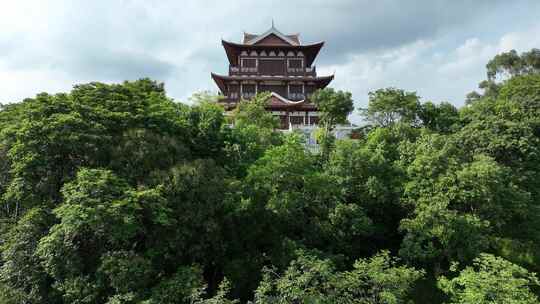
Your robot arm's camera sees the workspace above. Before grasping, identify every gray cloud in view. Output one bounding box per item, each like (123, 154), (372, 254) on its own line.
(60, 49), (175, 80)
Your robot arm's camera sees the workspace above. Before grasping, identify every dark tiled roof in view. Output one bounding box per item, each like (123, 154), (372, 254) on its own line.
(221, 40), (324, 66)
(242, 26), (300, 46)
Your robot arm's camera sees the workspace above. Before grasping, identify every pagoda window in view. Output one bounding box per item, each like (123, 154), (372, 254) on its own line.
(297, 51), (304, 57)
(241, 83), (256, 99)
(241, 58), (256, 67)
(241, 58), (257, 73)
(228, 84), (239, 99)
(259, 59), (285, 76)
(288, 59), (302, 68)
(260, 84), (287, 97)
(278, 51), (285, 56)
(287, 51), (295, 57)
(249, 50), (258, 56)
(289, 84), (304, 100)
(290, 116), (304, 125)
(287, 58), (304, 73)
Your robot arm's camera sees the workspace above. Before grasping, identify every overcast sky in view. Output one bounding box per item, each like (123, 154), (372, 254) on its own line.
(2, 0), (540, 121)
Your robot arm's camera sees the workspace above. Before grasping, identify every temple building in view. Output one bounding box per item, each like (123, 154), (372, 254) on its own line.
(211, 24), (334, 129)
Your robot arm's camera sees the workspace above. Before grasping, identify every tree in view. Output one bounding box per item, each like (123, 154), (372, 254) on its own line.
(498, 74), (540, 131)
(418, 101), (459, 133)
(254, 251), (423, 304)
(223, 92), (282, 177)
(245, 134), (372, 256)
(398, 132), (531, 274)
(325, 134), (409, 255)
(310, 88), (354, 159)
(486, 49), (540, 81)
(0, 208), (60, 304)
(2, 69), (540, 304)
(230, 92), (278, 130)
(35, 169), (153, 302)
(456, 98), (540, 240)
(0, 79), (196, 218)
(468, 48), (540, 101)
(438, 254), (540, 304)
(360, 88), (420, 127)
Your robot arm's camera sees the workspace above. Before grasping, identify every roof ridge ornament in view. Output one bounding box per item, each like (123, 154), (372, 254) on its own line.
(245, 24), (299, 46)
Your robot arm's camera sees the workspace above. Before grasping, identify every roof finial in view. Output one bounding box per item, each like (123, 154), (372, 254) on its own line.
(271, 18), (275, 29)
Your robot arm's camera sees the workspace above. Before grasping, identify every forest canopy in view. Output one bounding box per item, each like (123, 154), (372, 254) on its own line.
(0, 49), (540, 304)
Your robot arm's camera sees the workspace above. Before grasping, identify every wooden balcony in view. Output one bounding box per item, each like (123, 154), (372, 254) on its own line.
(229, 65), (316, 77)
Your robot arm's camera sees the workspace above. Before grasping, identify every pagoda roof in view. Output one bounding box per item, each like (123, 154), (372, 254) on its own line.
(221, 40), (324, 66)
(242, 25), (301, 46)
(211, 73), (334, 93)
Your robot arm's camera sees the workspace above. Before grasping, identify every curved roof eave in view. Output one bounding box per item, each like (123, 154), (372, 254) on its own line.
(222, 39), (323, 49)
(318, 74), (334, 88)
(211, 73), (333, 83)
(211, 72), (227, 93)
(270, 92), (305, 104)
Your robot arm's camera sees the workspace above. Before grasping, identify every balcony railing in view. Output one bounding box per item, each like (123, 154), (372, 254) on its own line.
(229, 65), (316, 77)
(241, 67), (257, 73)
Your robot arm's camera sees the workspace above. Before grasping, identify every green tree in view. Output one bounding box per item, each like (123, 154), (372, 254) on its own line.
(398, 132), (530, 274)
(360, 88), (421, 127)
(1, 79), (196, 218)
(245, 134), (372, 257)
(326, 132), (410, 255)
(468, 48), (540, 101)
(419, 101), (459, 133)
(486, 49), (540, 81)
(36, 169), (171, 303)
(438, 254), (540, 304)
(254, 251), (423, 304)
(230, 92), (278, 129)
(223, 92), (282, 177)
(310, 88), (354, 159)
(0, 208), (60, 304)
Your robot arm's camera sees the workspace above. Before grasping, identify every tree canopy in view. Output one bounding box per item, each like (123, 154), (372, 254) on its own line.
(1, 49), (540, 303)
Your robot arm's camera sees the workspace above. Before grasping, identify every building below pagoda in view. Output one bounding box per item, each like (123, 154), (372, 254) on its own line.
(211, 25), (334, 129)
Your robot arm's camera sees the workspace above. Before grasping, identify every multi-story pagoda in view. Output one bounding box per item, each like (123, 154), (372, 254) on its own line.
(211, 24), (334, 129)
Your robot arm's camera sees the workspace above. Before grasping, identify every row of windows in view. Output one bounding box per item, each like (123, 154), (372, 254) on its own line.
(278, 115), (320, 128)
(240, 58), (303, 69)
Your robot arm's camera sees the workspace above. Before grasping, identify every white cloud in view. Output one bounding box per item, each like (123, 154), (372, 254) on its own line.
(318, 21), (540, 124)
(1, 0), (540, 111)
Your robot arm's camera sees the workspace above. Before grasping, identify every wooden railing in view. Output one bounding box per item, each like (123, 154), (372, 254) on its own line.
(229, 65), (316, 77)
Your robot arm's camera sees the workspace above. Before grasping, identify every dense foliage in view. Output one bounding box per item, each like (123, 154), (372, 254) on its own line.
(1, 50), (540, 303)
